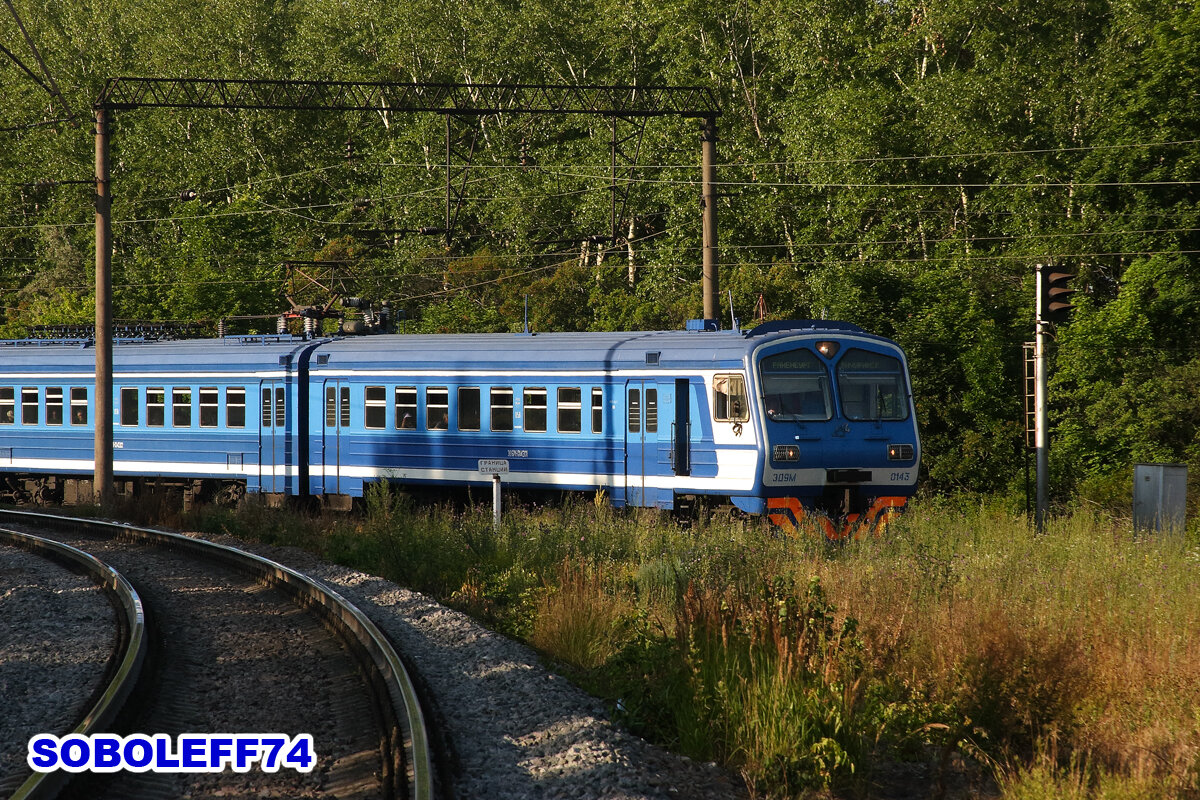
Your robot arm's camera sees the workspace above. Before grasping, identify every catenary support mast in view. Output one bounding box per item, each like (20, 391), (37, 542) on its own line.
(701, 116), (719, 320)
(94, 108), (113, 507)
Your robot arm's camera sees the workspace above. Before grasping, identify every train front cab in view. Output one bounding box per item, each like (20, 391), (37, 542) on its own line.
(744, 332), (919, 539)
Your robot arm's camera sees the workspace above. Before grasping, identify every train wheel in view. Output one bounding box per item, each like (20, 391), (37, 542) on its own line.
(32, 483), (57, 506)
(214, 482), (246, 508)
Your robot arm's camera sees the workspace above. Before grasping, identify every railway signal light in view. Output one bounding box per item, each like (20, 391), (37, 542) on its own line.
(1037, 266), (1076, 324)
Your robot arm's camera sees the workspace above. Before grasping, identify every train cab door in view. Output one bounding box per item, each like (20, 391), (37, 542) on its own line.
(672, 377), (691, 477)
(321, 380), (350, 495)
(624, 380), (660, 507)
(259, 382), (286, 494)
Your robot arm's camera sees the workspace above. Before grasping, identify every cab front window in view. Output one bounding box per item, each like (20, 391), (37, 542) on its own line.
(836, 349), (908, 421)
(759, 349), (832, 421)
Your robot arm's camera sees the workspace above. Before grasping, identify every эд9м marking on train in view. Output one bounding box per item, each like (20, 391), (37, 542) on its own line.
(0, 319), (919, 538)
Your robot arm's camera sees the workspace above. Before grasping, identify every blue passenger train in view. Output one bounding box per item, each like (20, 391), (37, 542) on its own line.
(0, 320), (919, 536)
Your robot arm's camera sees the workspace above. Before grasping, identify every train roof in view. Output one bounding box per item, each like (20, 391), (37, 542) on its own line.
(0, 322), (903, 376)
(312, 320), (902, 372)
(0, 335), (315, 374)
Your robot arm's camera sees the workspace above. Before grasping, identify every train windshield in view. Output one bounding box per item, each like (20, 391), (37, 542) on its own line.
(836, 349), (908, 421)
(759, 349), (832, 421)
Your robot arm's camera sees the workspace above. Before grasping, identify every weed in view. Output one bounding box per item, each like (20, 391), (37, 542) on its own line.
(529, 559), (636, 669)
(672, 576), (868, 791)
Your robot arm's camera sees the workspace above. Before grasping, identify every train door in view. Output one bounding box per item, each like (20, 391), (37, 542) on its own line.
(321, 380), (350, 495)
(624, 380), (660, 507)
(259, 381), (286, 493)
(672, 377), (691, 476)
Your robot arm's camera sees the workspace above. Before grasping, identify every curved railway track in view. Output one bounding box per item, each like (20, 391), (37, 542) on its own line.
(0, 509), (433, 800)
(0, 530), (144, 800)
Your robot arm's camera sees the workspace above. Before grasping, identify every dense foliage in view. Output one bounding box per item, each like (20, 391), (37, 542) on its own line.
(1, 0), (1197, 497)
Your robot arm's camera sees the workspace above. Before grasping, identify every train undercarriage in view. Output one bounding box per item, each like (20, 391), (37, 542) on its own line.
(0, 473), (248, 511)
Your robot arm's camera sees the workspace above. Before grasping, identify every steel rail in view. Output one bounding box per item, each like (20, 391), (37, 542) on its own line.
(0, 527), (146, 800)
(0, 509), (434, 800)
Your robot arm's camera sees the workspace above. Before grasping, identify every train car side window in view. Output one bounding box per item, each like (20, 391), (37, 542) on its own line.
(591, 388), (603, 434)
(325, 387), (336, 427)
(427, 387), (448, 430)
(199, 387), (219, 427)
(21, 388), (38, 425)
(227, 388), (246, 428)
(70, 388), (88, 425)
(120, 388), (138, 426)
(627, 389), (641, 433)
(459, 387), (481, 431)
(395, 387), (417, 430)
(557, 387), (581, 433)
(490, 387), (513, 432)
(712, 375), (748, 422)
(523, 388), (547, 432)
(147, 388), (165, 427)
(365, 386), (386, 429)
(173, 388), (192, 427)
(339, 387), (350, 428)
(46, 387), (63, 425)
(262, 387), (285, 427)
(645, 388), (658, 433)
(0, 387), (15, 424)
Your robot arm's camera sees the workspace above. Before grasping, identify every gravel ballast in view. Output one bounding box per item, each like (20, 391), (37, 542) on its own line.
(202, 533), (747, 800)
(0, 543), (117, 793)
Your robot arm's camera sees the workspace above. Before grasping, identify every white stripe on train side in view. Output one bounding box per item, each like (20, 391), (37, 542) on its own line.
(0, 371), (291, 381)
(0, 456), (294, 479)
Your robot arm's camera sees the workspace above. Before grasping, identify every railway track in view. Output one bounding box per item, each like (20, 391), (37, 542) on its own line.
(0, 509), (433, 800)
(0, 530), (143, 800)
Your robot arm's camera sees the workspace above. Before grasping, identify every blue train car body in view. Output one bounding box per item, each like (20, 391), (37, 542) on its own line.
(0, 335), (315, 502)
(0, 321), (919, 535)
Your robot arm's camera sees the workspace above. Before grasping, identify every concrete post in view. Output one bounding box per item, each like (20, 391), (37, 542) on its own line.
(1034, 265), (1049, 532)
(492, 474), (502, 532)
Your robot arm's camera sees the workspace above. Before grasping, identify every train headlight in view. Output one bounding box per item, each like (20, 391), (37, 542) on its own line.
(773, 444), (801, 462)
(887, 443), (914, 461)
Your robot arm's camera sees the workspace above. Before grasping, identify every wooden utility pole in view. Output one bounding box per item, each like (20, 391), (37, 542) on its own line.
(701, 116), (719, 321)
(94, 108), (113, 507)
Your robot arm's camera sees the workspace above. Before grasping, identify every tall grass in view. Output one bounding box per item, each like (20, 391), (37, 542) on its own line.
(177, 490), (1200, 798)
